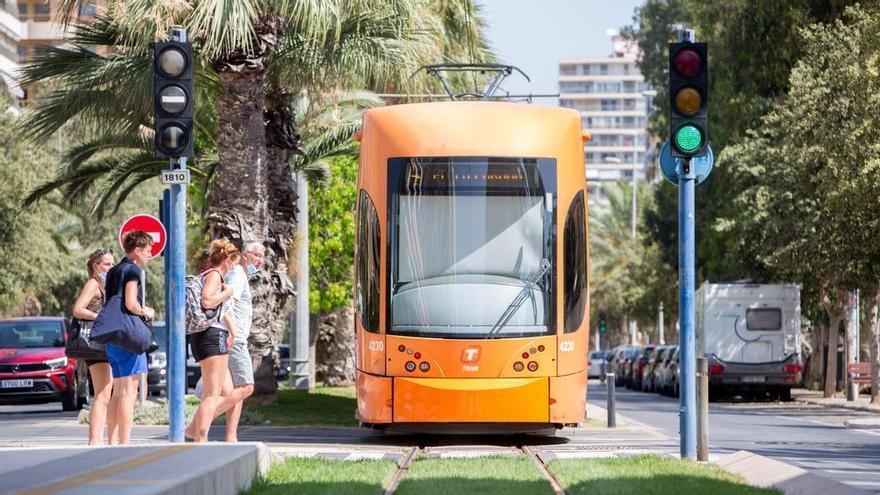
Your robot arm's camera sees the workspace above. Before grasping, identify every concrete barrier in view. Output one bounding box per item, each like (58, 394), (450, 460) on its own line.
(2, 443), (271, 495)
(715, 450), (870, 495)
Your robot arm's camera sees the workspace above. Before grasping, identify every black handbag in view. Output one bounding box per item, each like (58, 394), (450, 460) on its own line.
(64, 317), (107, 361)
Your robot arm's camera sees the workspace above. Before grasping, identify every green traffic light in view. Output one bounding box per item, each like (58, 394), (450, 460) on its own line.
(674, 124), (703, 153)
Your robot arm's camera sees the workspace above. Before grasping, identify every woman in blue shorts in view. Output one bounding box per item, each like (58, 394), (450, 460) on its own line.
(104, 231), (155, 445)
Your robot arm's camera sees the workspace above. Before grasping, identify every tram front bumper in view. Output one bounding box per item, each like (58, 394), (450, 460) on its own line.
(356, 370), (587, 426)
(393, 376), (548, 423)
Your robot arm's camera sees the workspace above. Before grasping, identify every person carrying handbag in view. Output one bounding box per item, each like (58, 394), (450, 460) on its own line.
(70, 248), (115, 445)
(101, 231), (155, 445)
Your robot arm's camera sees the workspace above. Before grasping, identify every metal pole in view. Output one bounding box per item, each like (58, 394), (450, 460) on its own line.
(846, 289), (859, 401)
(606, 373), (616, 428)
(631, 164), (637, 240)
(160, 26), (188, 443)
(659, 302), (665, 345)
(697, 356), (709, 461)
(677, 27), (698, 461)
(139, 270), (147, 406)
(679, 158), (697, 460)
(292, 172), (310, 389)
(167, 155), (187, 442)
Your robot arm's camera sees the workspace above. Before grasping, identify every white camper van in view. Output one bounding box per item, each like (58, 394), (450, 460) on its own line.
(696, 283), (803, 401)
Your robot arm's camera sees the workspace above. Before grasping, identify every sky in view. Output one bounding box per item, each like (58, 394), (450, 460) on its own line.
(477, 0), (643, 102)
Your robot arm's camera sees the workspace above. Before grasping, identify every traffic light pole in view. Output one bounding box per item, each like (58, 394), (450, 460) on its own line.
(677, 27), (698, 461)
(166, 26), (188, 443)
(167, 156), (187, 443)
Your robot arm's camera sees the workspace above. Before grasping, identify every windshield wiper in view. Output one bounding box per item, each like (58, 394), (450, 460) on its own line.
(488, 258), (550, 337)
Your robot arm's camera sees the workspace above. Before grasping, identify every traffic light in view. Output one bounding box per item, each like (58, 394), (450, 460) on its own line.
(154, 40), (193, 157)
(668, 41), (708, 158)
(599, 310), (607, 334)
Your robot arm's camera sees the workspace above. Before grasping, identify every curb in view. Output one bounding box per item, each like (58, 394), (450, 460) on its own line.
(6, 443), (271, 495)
(715, 450), (871, 495)
(794, 396), (880, 415)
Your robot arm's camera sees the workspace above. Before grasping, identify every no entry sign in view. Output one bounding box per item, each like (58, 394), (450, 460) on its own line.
(119, 214), (167, 258)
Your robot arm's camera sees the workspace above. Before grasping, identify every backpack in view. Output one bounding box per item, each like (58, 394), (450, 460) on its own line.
(184, 269), (221, 335)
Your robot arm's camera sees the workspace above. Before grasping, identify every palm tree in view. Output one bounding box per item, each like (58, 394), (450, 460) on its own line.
(20, 0), (492, 400)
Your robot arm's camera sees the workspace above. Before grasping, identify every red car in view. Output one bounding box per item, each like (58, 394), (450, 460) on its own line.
(0, 317), (87, 411)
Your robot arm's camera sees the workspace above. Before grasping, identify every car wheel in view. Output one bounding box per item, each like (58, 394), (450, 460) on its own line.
(77, 375), (90, 409)
(779, 387), (791, 402)
(62, 374), (79, 411)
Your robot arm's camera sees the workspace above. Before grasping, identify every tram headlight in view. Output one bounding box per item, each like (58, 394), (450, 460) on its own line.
(419, 362), (430, 372)
(513, 362), (524, 372)
(527, 361), (539, 372)
(405, 361), (416, 372)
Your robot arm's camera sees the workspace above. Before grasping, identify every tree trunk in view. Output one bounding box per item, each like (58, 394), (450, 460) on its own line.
(207, 71), (270, 242)
(805, 323), (824, 389)
(869, 285), (880, 404)
(206, 68), (276, 401)
(315, 306), (356, 386)
(245, 89), (301, 402)
(824, 314), (841, 398)
(820, 283), (845, 398)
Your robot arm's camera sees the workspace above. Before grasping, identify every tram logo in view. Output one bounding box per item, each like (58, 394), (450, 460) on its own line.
(461, 346), (481, 363)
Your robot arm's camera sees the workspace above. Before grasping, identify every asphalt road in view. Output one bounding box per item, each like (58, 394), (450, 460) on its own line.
(587, 380), (880, 494)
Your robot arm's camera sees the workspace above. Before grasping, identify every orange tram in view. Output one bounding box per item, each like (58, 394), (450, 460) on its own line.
(354, 100), (589, 433)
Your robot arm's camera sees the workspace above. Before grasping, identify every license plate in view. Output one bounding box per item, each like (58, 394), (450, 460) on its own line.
(1, 379), (33, 389)
(741, 376), (765, 383)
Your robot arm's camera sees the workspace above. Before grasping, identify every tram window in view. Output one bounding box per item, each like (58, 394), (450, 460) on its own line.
(387, 157), (556, 339)
(356, 190), (380, 333)
(563, 191), (587, 333)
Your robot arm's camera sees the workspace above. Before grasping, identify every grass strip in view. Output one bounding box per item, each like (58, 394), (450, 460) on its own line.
(395, 455), (553, 495)
(245, 457), (396, 495)
(248, 386), (357, 427)
(548, 454), (781, 495)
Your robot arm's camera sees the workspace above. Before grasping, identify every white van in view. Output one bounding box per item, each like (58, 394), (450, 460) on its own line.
(696, 283), (802, 400)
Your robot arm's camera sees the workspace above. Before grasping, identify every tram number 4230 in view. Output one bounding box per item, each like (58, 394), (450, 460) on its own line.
(161, 170), (191, 185)
(559, 340), (575, 352)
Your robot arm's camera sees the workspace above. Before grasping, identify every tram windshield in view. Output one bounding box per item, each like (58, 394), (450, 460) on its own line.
(388, 157), (556, 338)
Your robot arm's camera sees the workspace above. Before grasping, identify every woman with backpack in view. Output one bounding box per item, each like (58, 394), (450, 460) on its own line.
(71, 248), (115, 445)
(186, 238), (239, 442)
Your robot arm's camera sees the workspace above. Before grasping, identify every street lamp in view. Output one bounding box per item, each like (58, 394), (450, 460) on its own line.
(605, 156), (622, 205)
(637, 89), (657, 241)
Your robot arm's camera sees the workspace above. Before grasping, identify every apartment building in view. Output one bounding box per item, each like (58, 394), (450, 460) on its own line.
(0, 0), (96, 102)
(559, 32), (652, 205)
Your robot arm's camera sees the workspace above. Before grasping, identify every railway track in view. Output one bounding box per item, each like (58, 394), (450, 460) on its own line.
(382, 446), (421, 495)
(382, 444), (566, 494)
(521, 445), (566, 495)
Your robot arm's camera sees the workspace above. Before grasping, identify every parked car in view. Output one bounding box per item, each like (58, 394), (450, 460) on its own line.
(276, 344), (290, 382)
(628, 344), (657, 390)
(609, 345), (639, 386)
(646, 346), (675, 393)
(0, 317), (87, 411)
(588, 350), (610, 378)
(186, 343), (201, 392)
(640, 346), (665, 392)
(654, 346), (680, 395)
(147, 321), (167, 397)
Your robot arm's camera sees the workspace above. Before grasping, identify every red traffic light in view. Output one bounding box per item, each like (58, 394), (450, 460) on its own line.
(673, 49), (702, 77)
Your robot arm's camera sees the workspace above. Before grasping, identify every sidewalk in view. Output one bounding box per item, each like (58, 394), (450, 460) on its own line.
(792, 388), (880, 414)
(0, 443), (271, 495)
